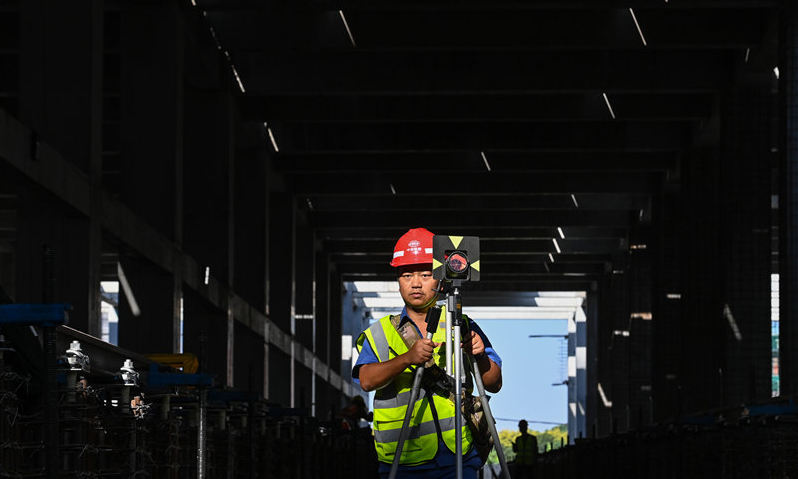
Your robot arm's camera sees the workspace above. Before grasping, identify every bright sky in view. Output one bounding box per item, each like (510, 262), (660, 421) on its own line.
(474, 317), (568, 432)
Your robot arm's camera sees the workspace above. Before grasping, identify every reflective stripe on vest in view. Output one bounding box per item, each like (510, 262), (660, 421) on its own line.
(355, 312), (473, 465)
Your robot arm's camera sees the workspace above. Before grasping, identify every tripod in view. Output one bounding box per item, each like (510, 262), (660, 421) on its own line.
(388, 283), (512, 479)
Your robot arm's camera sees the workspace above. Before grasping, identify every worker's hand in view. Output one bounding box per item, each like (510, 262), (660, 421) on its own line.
(462, 330), (485, 357)
(406, 338), (438, 366)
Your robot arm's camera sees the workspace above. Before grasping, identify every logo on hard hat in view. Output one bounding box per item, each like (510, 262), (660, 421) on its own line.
(407, 239), (422, 254)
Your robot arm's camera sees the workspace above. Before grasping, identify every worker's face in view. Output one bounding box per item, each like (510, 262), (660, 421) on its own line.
(397, 264), (439, 311)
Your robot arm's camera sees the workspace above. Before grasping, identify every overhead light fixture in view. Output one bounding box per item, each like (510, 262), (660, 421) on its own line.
(598, 383), (612, 407)
(263, 122), (279, 152)
(571, 194), (579, 208)
(745, 47), (750, 63)
(339, 10), (357, 48)
(178, 295), (184, 353)
(222, 50), (246, 93)
(390, 183), (397, 195)
(557, 227), (565, 239)
(480, 151), (491, 172)
(602, 93), (616, 119)
(629, 8), (647, 46)
(552, 238), (561, 254)
(209, 25), (221, 49)
(774, 66), (780, 80)
(306, 198), (314, 211)
(723, 303), (743, 341)
(204, 267), (210, 285)
(548, 253), (555, 263)
(666, 293), (681, 299)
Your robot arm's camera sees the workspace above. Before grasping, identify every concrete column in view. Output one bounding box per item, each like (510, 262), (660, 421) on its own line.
(571, 303), (588, 441)
(779, 1), (798, 397)
(268, 192), (294, 405)
(118, 2), (184, 350)
(627, 226), (653, 429)
(16, 0), (104, 335)
(585, 287), (599, 439)
(679, 146), (725, 414)
(294, 216), (315, 411)
(15, 191), (91, 333)
(314, 251), (331, 366)
(313, 251), (335, 417)
(608, 252), (631, 433)
(718, 83), (773, 405)
(329, 271), (345, 382)
(652, 186), (684, 423)
(118, 2), (183, 241)
(87, 0), (105, 339)
(593, 273), (615, 438)
(294, 218), (315, 352)
(269, 193), (293, 332)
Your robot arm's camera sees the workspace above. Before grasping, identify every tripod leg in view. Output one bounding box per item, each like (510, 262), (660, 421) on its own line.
(468, 355), (512, 479)
(388, 365), (425, 479)
(388, 306), (441, 479)
(454, 324), (463, 479)
(445, 307), (453, 376)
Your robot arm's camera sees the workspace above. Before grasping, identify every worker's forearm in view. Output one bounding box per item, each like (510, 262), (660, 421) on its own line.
(358, 355), (412, 392)
(475, 354), (502, 393)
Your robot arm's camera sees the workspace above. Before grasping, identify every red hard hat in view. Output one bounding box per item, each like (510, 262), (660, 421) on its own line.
(390, 228), (434, 267)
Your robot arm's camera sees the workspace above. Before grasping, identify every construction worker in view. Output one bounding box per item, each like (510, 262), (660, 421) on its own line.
(352, 227), (503, 479)
(339, 394), (373, 430)
(512, 420), (538, 478)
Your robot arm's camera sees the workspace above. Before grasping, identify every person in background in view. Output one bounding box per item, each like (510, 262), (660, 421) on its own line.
(339, 394), (373, 430)
(512, 419), (538, 478)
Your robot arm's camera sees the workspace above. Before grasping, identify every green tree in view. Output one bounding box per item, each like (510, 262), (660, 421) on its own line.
(535, 424), (568, 452)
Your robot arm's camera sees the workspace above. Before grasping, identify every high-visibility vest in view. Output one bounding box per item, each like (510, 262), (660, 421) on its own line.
(514, 434), (537, 465)
(356, 310), (473, 465)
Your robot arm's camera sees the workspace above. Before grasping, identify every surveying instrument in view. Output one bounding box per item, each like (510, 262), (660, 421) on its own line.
(389, 235), (512, 479)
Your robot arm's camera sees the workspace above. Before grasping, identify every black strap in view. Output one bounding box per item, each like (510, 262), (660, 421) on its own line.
(424, 387), (445, 443)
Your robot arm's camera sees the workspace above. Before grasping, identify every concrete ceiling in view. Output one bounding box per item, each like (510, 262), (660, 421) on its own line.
(197, 0), (780, 293)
